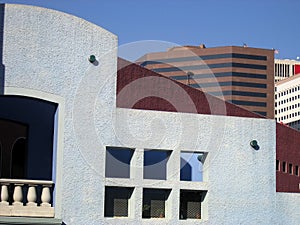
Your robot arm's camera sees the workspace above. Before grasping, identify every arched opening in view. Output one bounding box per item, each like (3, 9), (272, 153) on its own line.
(0, 119), (27, 178)
(0, 95), (57, 180)
(11, 137), (27, 179)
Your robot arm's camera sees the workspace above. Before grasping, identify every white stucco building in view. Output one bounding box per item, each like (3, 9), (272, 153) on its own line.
(275, 74), (300, 130)
(0, 4), (299, 225)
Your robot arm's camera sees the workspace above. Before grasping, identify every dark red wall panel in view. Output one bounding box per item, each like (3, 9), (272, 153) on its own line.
(276, 123), (300, 193)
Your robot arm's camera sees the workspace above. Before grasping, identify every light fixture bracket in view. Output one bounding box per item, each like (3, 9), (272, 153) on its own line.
(250, 140), (259, 150)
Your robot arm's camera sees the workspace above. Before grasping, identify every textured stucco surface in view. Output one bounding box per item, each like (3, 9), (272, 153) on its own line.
(99, 108), (276, 225)
(276, 192), (300, 224)
(2, 4), (299, 225)
(2, 4), (117, 223)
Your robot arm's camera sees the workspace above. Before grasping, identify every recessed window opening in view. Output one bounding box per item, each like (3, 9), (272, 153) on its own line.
(295, 165), (299, 176)
(180, 190), (206, 220)
(282, 161), (287, 173)
(180, 152), (206, 182)
(289, 163), (293, 175)
(142, 188), (170, 219)
(105, 147), (134, 178)
(144, 149), (171, 180)
(104, 186), (134, 217)
(276, 160), (280, 171)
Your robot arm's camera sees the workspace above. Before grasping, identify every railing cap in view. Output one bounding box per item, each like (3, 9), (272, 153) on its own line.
(0, 179), (54, 186)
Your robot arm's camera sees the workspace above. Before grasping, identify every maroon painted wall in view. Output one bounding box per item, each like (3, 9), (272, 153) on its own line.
(276, 123), (300, 193)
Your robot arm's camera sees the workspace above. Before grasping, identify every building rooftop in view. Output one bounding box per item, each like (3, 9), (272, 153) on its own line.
(276, 73), (300, 85)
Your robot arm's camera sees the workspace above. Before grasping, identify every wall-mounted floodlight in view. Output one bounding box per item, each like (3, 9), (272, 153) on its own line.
(250, 140), (259, 150)
(89, 55), (96, 63)
(197, 153), (206, 163)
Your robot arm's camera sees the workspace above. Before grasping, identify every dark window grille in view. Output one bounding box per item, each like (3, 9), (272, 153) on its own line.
(180, 190), (206, 220)
(142, 188), (170, 219)
(104, 186), (133, 217)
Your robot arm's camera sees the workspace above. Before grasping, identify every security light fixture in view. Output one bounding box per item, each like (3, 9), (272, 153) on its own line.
(197, 153), (205, 162)
(250, 140), (259, 150)
(89, 55), (96, 63)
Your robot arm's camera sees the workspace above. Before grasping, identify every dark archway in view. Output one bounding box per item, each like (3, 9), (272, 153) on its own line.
(0, 95), (57, 180)
(11, 138), (27, 179)
(0, 119), (27, 178)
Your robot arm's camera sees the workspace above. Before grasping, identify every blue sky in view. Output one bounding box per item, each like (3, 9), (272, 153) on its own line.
(2, 0), (300, 59)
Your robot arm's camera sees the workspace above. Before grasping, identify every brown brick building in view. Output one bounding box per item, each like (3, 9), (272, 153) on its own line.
(137, 45), (275, 118)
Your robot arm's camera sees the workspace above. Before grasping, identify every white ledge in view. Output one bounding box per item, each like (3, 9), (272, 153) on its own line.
(0, 179), (54, 186)
(0, 205), (54, 218)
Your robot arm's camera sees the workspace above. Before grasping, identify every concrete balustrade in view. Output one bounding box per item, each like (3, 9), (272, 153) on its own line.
(0, 179), (54, 218)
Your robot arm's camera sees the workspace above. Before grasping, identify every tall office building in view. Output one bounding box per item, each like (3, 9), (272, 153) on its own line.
(274, 59), (300, 82)
(275, 74), (300, 130)
(138, 45), (274, 118)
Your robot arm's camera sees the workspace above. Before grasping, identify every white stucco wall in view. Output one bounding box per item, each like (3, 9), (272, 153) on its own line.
(276, 192), (300, 224)
(2, 4), (299, 225)
(2, 4), (117, 222)
(99, 108), (276, 225)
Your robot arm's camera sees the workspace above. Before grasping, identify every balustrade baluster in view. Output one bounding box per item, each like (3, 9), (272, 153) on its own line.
(0, 183), (9, 205)
(13, 184), (24, 206)
(41, 185), (52, 207)
(27, 185), (37, 206)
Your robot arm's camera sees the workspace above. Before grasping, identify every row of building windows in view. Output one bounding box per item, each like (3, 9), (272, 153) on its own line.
(104, 187), (205, 219)
(230, 100), (267, 107)
(276, 160), (299, 176)
(274, 63), (293, 78)
(171, 71), (267, 81)
(207, 90), (266, 98)
(253, 111), (267, 116)
(190, 81), (267, 89)
(276, 95), (300, 104)
(275, 104), (300, 114)
(105, 147), (205, 181)
(152, 63), (267, 73)
(276, 112), (300, 121)
(276, 86), (300, 98)
(140, 53), (267, 67)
